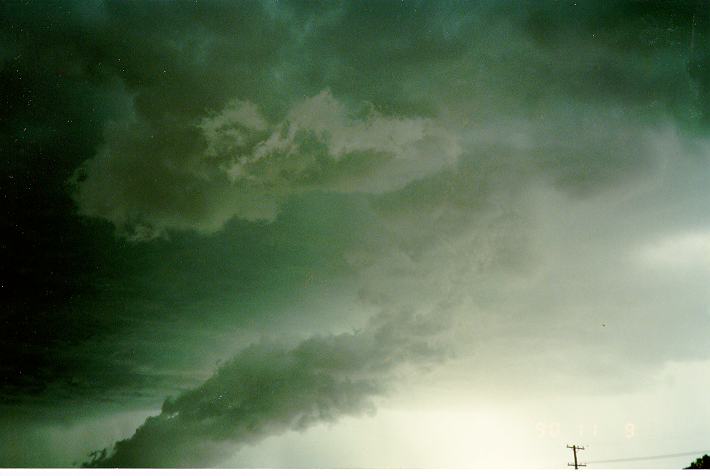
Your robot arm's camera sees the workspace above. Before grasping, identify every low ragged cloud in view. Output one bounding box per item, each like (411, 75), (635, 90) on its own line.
(72, 90), (460, 240)
(83, 309), (452, 467)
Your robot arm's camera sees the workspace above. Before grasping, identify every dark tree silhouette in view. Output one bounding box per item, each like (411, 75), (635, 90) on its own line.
(685, 454), (710, 469)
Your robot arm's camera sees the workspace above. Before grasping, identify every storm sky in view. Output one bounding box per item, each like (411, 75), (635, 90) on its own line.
(2, 0), (710, 468)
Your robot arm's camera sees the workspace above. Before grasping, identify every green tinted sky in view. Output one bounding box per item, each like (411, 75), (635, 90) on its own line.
(2, 0), (710, 468)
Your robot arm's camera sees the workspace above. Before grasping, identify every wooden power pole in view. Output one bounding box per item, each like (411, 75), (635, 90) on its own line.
(567, 444), (586, 470)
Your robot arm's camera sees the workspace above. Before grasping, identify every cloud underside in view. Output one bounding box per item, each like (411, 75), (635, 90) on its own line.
(73, 1), (710, 466)
(4, 0), (710, 468)
(72, 90), (461, 240)
(67, 1), (708, 241)
(85, 311), (450, 467)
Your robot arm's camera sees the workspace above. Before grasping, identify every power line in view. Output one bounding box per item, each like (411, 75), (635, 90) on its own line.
(588, 450), (710, 465)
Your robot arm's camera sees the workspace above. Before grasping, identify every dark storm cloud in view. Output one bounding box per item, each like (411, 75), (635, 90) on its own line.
(4, 0), (710, 468)
(1, 0), (388, 402)
(1, 0), (131, 403)
(1, 191), (372, 406)
(4, 0), (707, 236)
(63, 0), (709, 238)
(84, 310), (450, 467)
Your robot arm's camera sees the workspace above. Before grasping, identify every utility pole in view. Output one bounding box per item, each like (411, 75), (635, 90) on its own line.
(567, 444), (586, 470)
